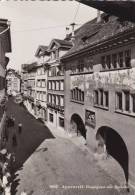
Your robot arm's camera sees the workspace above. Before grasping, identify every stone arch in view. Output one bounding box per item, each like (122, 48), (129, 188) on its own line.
(96, 126), (129, 185)
(70, 113), (86, 139)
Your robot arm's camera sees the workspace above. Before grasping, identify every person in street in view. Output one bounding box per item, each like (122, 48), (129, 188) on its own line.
(2, 172), (11, 188)
(18, 123), (22, 134)
(12, 116), (15, 126)
(6, 153), (15, 174)
(12, 134), (17, 147)
(0, 149), (8, 162)
(2, 162), (9, 176)
(2, 172), (11, 195)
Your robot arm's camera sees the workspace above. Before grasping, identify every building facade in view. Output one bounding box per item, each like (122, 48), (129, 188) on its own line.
(22, 62), (37, 116)
(47, 39), (72, 130)
(62, 14), (135, 184)
(34, 45), (49, 121)
(6, 69), (21, 96)
(0, 19), (11, 148)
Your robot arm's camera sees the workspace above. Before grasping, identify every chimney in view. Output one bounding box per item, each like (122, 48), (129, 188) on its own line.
(70, 23), (76, 45)
(97, 10), (101, 23)
(65, 26), (70, 40)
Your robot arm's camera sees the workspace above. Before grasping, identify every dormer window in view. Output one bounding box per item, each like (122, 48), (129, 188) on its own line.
(102, 14), (110, 23)
(82, 36), (88, 44)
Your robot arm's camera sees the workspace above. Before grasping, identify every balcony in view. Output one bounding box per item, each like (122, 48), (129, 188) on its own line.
(23, 94), (34, 102)
(47, 103), (64, 113)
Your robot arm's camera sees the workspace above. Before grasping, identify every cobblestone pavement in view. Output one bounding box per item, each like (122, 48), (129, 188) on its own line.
(6, 97), (132, 195)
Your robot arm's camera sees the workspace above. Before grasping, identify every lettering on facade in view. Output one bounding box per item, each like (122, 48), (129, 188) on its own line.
(85, 110), (96, 128)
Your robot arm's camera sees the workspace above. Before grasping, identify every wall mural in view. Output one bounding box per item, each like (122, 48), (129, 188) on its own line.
(85, 68), (135, 103)
(70, 68), (135, 103)
(86, 68), (135, 89)
(71, 75), (85, 91)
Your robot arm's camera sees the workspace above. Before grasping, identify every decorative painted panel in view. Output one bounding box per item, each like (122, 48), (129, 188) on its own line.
(85, 109), (96, 128)
(70, 75), (85, 91)
(85, 68), (135, 103)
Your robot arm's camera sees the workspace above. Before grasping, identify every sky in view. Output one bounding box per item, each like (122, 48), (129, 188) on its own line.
(0, 0), (97, 71)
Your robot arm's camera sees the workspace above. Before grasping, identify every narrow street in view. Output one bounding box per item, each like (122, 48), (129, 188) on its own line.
(6, 98), (129, 195)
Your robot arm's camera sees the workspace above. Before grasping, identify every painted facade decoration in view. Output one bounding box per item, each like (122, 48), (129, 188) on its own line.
(85, 68), (135, 102)
(71, 75), (85, 91)
(85, 109), (96, 128)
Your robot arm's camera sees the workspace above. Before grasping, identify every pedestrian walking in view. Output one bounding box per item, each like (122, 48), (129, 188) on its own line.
(6, 153), (15, 174)
(18, 123), (22, 134)
(12, 116), (15, 126)
(12, 134), (17, 147)
(2, 172), (11, 195)
(2, 172), (11, 188)
(2, 162), (9, 176)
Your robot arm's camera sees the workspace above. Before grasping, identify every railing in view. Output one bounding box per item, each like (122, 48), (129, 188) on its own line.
(47, 103), (64, 112)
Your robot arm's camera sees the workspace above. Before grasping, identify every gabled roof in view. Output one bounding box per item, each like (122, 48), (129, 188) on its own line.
(7, 68), (21, 79)
(77, 0), (135, 23)
(62, 14), (135, 59)
(22, 62), (38, 72)
(35, 45), (49, 58)
(48, 38), (72, 51)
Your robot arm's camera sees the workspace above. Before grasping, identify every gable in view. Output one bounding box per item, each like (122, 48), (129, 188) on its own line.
(48, 40), (60, 51)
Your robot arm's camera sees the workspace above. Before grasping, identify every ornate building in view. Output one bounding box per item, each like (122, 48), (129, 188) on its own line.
(21, 62), (37, 116)
(61, 14), (135, 185)
(46, 39), (72, 131)
(34, 45), (49, 121)
(6, 69), (21, 96)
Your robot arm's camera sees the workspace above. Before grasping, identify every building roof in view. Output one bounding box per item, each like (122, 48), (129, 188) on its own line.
(62, 14), (135, 59)
(7, 68), (21, 79)
(77, 1), (135, 23)
(53, 39), (72, 47)
(21, 62), (38, 72)
(48, 38), (72, 51)
(35, 45), (49, 57)
(0, 18), (11, 53)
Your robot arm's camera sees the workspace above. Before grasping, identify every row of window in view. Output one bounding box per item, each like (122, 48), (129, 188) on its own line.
(70, 49), (131, 75)
(49, 113), (64, 127)
(116, 91), (135, 113)
(94, 89), (135, 114)
(71, 87), (84, 102)
(101, 49), (131, 70)
(37, 67), (46, 75)
(27, 80), (35, 88)
(48, 66), (64, 77)
(71, 59), (93, 74)
(37, 79), (46, 88)
(70, 87), (135, 115)
(94, 89), (109, 108)
(36, 91), (47, 102)
(48, 94), (64, 107)
(48, 80), (64, 91)
(28, 72), (36, 78)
